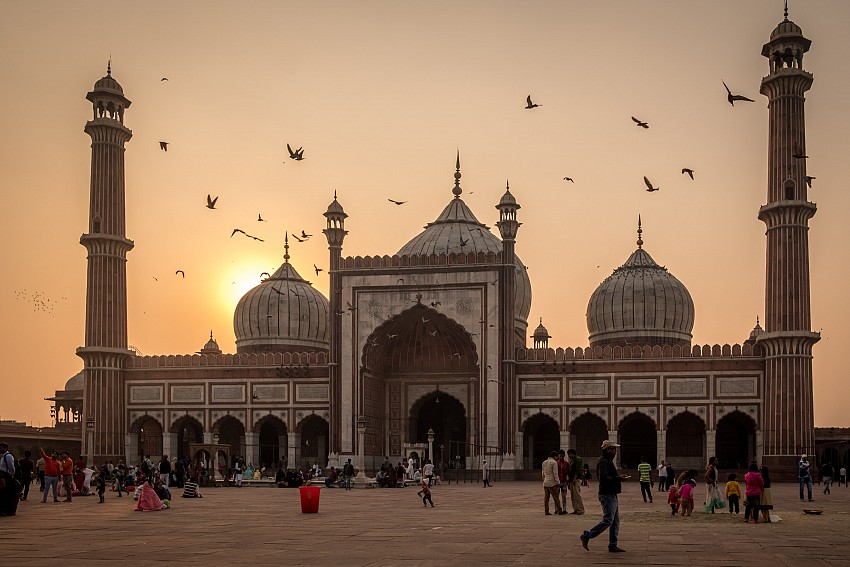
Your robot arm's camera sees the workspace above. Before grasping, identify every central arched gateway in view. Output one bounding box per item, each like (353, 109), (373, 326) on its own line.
(361, 303), (479, 464)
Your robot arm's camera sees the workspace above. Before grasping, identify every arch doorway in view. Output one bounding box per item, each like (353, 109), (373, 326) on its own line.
(411, 391), (467, 467)
(137, 417), (163, 462)
(299, 415), (329, 470)
(618, 412), (657, 469)
(173, 416), (203, 459)
(716, 411), (756, 469)
(666, 412), (705, 472)
(522, 413), (559, 470)
(215, 416), (245, 464)
(256, 416), (287, 469)
(570, 412), (608, 462)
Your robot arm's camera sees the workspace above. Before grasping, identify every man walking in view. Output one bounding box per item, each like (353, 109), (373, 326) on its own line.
(342, 458), (355, 490)
(159, 455), (172, 488)
(542, 451), (563, 515)
(638, 456), (652, 503)
(19, 450), (34, 501)
(579, 440), (628, 553)
(657, 459), (667, 492)
(822, 461), (834, 495)
(840, 466), (847, 487)
(482, 460), (491, 487)
(799, 454), (813, 502)
(567, 448), (585, 515)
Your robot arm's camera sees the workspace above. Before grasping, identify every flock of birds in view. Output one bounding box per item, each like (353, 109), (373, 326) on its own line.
(12, 289), (66, 317)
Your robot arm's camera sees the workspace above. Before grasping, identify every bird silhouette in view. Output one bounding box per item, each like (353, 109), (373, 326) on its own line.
(387, 333), (399, 339)
(346, 301), (357, 311)
(292, 234), (305, 243)
(160, 77), (168, 81)
(422, 317), (430, 323)
(258, 214), (265, 222)
(563, 177), (574, 182)
(682, 168), (695, 180)
(644, 176), (660, 192)
(460, 238), (469, 247)
(286, 143), (304, 160)
(206, 195), (219, 209)
(159, 141), (168, 151)
(429, 330), (438, 336)
(175, 270), (185, 278)
(230, 228), (264, 241)
(723, 81), (755, 106)
(260, 272), (271, 279)
(314, 264), (323, 275)
(430, 301), (441, 308)
(804, 175), (816, 188)
(300, 230), (312, 239)
(525, 95), (541, 109)
(793, 151), (809, 160)
(631, 116), (649, 129)
(388, 199), (407, 205)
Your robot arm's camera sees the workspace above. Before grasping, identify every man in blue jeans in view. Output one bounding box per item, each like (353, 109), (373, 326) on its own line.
(580, 440), (629, 553)
(799, 454), (813, 502)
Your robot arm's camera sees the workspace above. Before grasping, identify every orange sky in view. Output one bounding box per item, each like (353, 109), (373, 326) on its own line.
(2, 1), (849, 427)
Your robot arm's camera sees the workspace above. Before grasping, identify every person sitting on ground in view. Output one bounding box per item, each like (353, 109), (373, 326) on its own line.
(275, 466), (287, 487)
(135, 481), (167, 511)
(325, 467), (339, 488)
(182, 478), (202, 498)
(376, 469), (387, 488)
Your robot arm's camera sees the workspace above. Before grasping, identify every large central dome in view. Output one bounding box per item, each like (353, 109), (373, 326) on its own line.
(586, 229), (694, 348)
(395, 165), (532, 343)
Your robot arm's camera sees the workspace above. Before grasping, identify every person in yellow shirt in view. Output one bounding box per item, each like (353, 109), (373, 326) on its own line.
(725, 473), (742, 514)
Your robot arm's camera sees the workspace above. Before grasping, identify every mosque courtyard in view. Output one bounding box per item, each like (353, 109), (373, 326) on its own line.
(3, 480), (850, 566)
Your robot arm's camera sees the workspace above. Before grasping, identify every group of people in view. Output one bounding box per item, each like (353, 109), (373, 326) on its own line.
(541, 448), (586, 516)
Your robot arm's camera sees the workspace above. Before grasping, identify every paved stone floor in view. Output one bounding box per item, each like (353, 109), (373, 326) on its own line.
(3, 480), (850, 566)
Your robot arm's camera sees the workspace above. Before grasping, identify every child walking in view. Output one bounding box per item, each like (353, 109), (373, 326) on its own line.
(418, 479), (435, 507)
(96, 466), (108, 503)
(678, 471), (697, 517)
(743, 463), (764, 523)
(726, 473), (741, 514)
(667, 484), (680, 516)
(759, 467), (773, 523)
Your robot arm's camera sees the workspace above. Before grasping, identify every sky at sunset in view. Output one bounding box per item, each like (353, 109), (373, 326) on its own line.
(2, 1), (850, 427)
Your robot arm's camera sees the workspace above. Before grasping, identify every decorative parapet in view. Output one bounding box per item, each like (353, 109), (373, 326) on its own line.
(129, 351), (328, 368)
(517, 343), (762, 361)
(339, 251), (502, 270)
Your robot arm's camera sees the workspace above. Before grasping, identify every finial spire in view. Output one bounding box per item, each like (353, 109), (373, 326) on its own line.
(637, 215), (643, 249)
(107, 57), (112, 76)
(284, 232), (290, 263)
(333, 189), (337, 200)
(209, 330), (214, 340)
(452, 149), (462, 198)
(784, 0), (788, 20)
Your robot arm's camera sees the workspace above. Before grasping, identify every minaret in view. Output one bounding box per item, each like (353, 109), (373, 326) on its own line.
(76, 63), (135, 464)
(496, 179), (520, 454)
(756, 6), (819, 474)
(323, 192), (348, 458)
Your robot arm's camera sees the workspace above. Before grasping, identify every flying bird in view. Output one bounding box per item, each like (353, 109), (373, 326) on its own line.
(258, 214), (265, 222)
(525, 95), (541, 109)
(175, 270), (185, 278)
(723, 80), (755, 106)
(346, 301), (357, 312)
(286, 143), (304, 160)
(159, 141), (168, 151)
(300, 230), (312, 239)
(292, 234), (305, 243)
(644, 176), (660, 192)
(314, 264), (323, 275)
(422, 317), (430, 323)
(804, 175), (816, 188)
(388, 199), (407, 205)
(429, 330), (438, 336)
(682, 168), (695, 180)
(387, 333), (399, 339)
(206, 195), (219, 209)
(460, 238), (469, 247)
(230, 228), (264, 241)
(160, 77), (168, 81)
(631, 116), (649, 129)
(430, 301), (441, 308)
(563, 177), (574, 183)
(793, 151), (809, 160)
(260, 272), (271, 279)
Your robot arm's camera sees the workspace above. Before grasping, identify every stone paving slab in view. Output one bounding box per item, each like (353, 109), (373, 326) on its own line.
(3, 481), (850, 565)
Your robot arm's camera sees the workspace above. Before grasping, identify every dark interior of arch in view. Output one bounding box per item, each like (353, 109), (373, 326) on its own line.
(618, 412), (657, 469)
(570, 413), (608, 462)
(715, 411), (756, 469)
(523, 413), (559, 470)
(411, 392), (467, 465)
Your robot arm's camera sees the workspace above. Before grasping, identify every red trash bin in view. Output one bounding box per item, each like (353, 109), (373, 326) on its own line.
(299, 485), (321, 513)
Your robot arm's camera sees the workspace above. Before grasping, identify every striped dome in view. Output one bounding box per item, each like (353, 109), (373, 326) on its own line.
(586, 247), (694, 348)
(233, 257), (329, 354)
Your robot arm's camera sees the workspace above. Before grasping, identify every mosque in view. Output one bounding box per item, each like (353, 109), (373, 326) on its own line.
(55, 12), (826, 479)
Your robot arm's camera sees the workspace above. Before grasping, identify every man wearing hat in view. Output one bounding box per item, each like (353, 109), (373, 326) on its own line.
(579, 440), (629, 553)
(799, 454), (813, 502)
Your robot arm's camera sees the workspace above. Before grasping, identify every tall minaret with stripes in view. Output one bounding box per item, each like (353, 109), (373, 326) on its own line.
(77, 63), (134, 464)
(757, 6), (820, 474)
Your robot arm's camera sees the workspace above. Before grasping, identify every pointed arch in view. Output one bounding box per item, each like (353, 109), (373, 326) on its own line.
(569, 412), (608, 462)
(618, 412), (657, 468)
(171, 414), (203, 459)
(716, 410), (757, 469)
(521, 412), (560, 470)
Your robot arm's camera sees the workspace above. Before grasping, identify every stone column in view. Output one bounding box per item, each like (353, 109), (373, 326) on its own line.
(657, 430), (667, 468)
(608, 430), (618, 466)
(125, 434), (137, 466)
(288, 433), (300, 470)
(706, 429), (716, 462)
(244, 433), (257, 467)
(560, 430), (571, 451)
(162, 432), (176, 460)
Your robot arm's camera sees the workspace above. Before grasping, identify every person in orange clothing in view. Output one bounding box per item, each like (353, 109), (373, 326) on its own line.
(39, 449), (62, 503)
(59, 451), (75, 502)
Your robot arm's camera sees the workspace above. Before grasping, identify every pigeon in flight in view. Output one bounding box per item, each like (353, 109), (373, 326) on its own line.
(460, 238), (469, 247)
(258, 214), (265, 222)
(793, 151), (809, 160)
(260, 272), (271, 279)
(292, 234), (305, 243)
(300, 230), (312, 239)
(644, 176), (660, 192)
(159, 141), (168, 151)
(563, 177), (574, 183)
(723, 81), (755, 106)
(287, 143), (305, 160)
(160, 77), (168, 81)
(430, 301), (442, 308)
(631, 116), (649, 129)
(314, 264), (323, 275)
(231, 228), (264, 241)
(388, 199), (407, 205)
(525, 95), (542, 109)
(206, 195), (219, 209)
(682, 168), (695, 180)
(175, 270), (185, 278)
(804, 175), (816, 188)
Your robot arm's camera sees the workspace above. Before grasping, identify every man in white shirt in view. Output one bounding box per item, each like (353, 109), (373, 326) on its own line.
(423, 460), (435, 486)
(657, 460), (668, 492)
(542, 451), (563, 515)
